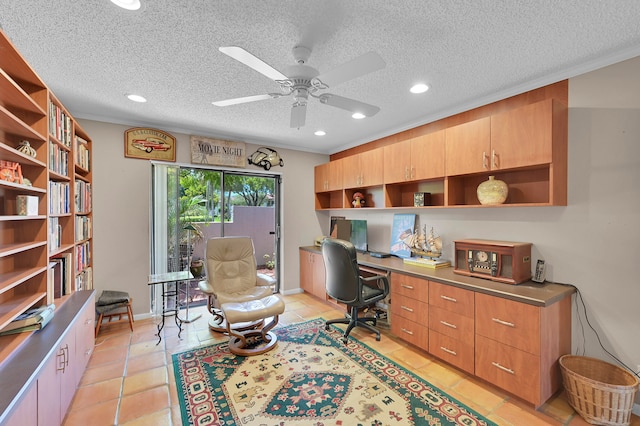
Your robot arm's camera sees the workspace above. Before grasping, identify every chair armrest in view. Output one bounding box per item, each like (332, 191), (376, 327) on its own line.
(198, 279), (216, 295)
(361, 273), (390, 292)
(257, 273), (276, 287)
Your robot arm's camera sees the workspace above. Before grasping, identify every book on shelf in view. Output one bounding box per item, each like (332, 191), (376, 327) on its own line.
(51, 253), (73, 298)
(1, 304), (55, 334)
(402, 257), (451, 269)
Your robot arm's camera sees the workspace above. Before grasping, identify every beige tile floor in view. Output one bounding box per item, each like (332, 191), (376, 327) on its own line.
(63, 292), (639, 425)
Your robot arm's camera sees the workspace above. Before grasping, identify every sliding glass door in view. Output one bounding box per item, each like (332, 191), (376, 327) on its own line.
(151, 163), (281, 311)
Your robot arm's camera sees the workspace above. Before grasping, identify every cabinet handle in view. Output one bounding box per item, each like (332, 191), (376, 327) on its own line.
(491, 317), (515, 327)
(401, 305), (414, 313)
(440, 346), (457, 356)
(400, 328), (414, 335)
(440, 295), (457, 303)
(405, 166), (409, 180)
(440, 320), (457, 329)
(492, 149), (498, 168)
(401, 284), (414, 290)
(492, 362), (515, 375)
(483, 151), (489, 169)
(410, 166), (415, 179)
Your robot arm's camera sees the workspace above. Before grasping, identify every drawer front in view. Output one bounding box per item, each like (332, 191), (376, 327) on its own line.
(429, 330), (474, 374)
(390, 314), (428, 351)
(391, 273), (429, 302)
(429, 282), (475, 317)
(475, 335), (540, 405)
(392, 293), (428, 324)
(429, 305), (474, 342)
(475, 293), (540, 355)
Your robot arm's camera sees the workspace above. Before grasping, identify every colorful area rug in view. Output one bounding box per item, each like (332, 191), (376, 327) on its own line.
(172, 318), (496, 425)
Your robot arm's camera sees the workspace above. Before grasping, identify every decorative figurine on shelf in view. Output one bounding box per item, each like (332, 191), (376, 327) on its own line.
(352, 192), (365, 208)
(16, 140), (37, 158)
(0, 160), (24, 184)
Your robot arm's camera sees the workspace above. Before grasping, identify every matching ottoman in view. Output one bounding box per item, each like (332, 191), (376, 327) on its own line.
(220, 294), (285, 356)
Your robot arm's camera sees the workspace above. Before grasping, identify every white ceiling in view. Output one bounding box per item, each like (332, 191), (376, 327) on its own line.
(1, 1), (640, 154)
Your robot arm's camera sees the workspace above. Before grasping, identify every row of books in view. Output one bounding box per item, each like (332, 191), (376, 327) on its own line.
(75, 180), (92, 213)
(75, 135), (90, 171)
(0, 304), (55, 336)
(49, 217), (63, 252)
(75, 215), (92, 242)
(76, 241), (91, 273)
(76, 266), (93, 291)
(51, 254), (73, 298)
(49, 102), (72, 147)
(49, 140), (70, 177)
(49, 181), (70, 215)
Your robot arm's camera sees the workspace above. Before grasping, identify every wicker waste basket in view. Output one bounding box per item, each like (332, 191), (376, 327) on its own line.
(559, 355), (639, 426)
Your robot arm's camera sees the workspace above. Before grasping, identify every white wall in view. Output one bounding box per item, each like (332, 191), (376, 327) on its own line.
(81, 120), (327, 318)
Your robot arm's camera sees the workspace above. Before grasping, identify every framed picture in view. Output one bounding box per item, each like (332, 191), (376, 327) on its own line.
(389, 214), (416, 258)
(124, 128), (176, 161)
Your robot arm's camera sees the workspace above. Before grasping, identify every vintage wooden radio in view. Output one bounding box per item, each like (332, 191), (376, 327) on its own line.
(454, 239), (532, 284)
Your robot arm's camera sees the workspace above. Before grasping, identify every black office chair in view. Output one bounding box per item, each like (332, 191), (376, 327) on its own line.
(322, 238), (390, 344)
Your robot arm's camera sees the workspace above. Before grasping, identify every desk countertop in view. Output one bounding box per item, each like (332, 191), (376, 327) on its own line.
(300, 246), (574, 307)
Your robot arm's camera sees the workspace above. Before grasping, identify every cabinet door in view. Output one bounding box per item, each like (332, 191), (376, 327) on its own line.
(411, 130), (445, 181)
(74, 296), (96, 384)
(314, 163), (329, 192)
(37, 348), (63, 425)
(327, 158), (344, 191)
(360, 147), (384, 186)
(445, 117), (491, 176)
(383, 139), (411, 183)
(490, 99), (554, 170)
(310, 252), (326, 300)
(299, 251), (314, 294)
(342, 155), (361, 188)
(4, 382), (37, 426)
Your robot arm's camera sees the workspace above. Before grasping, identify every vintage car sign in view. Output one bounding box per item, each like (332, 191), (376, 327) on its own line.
(190, 136), (246, 167)
(124, 128), (176, 161)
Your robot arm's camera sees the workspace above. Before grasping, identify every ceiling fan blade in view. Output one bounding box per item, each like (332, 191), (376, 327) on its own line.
(219, 46), (288, 81)
(212, 94), (274, 107)
(290, 103), (307, 128)
(320, 94), (380, 117)
(314, 51), (385, 88)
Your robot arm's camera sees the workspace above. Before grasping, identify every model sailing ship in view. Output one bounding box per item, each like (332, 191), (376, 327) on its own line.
(402, 226), (450, 268)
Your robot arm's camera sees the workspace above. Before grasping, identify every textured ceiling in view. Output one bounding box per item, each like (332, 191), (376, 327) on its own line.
(1, 1), (640, 154)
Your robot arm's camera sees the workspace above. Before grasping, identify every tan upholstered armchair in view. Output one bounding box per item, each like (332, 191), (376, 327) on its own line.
(198, 236), (275, 331)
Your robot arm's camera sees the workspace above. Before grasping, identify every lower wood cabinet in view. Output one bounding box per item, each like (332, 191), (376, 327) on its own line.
(0, 291), (95, 426)
(389, 274), (429, 351)
(299, 249), (327, 301)
(474, 292), (571, 407)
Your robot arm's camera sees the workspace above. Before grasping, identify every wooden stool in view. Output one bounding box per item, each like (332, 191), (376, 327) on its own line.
(221, 294), (285, 356)
(95, 290), (134, 336)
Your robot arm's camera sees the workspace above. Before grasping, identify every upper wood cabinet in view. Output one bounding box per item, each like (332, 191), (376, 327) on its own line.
(343, 147), (384, 188)
(384, 130), (445, 183)
(445, 117), (491, 176)
(490, 99), (560, 170)
(314, 158), (343, 192)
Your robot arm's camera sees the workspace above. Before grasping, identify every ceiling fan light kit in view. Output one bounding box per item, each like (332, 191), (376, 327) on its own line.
(213, 45), (385, 129)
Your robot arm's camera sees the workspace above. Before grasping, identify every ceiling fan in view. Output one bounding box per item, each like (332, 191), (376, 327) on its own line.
(212, 46), (385, 128)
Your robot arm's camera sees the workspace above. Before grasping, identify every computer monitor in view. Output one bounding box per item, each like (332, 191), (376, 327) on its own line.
(330, 218), (368, 252)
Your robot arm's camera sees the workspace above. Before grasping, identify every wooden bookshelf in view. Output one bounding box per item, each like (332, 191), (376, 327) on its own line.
(0, 28), (93, 364)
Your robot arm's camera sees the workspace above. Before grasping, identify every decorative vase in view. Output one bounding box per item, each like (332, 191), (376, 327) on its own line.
(477, 176), (508, 205)
(17, 140), (37, 158)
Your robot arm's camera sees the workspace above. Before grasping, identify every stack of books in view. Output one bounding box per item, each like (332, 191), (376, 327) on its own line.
(402, 257), (451, 269)
(0, 304), (55, 336)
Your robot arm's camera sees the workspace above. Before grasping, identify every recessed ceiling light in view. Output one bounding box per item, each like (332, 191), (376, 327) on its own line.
(314, 130), (326, 136)
(352, 113), (366, 119)
(126, 94), (147, 103)
(110, 0), (141, 10)
(410, 83), (430, 94)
